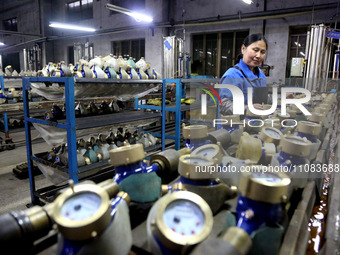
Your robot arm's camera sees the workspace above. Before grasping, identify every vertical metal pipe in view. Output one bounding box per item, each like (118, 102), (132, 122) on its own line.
(33, 47), (37, 72)
(311, 25), (321, 91)
(163, 36), (175, 78)
(317, 25), (326, 91)
(303, 31), (311, 89)
(306, 26), (316, 90)
(36, 44), (41, 70)
(321, 35), (329, 91)
(23, 48), (28, 71)
(308, 25), (318, 91)
(324, 37), (333, 92)
(178, 38), (184, 78)
(311, 25), (319, 91)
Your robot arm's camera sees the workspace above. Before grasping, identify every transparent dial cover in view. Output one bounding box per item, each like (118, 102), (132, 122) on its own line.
(61, 192), (102, 221)
(163, 200), (205, 236)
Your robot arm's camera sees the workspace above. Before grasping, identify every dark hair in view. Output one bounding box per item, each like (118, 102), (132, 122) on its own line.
(243, 33), (268, 48)
(236, 33), (267, 63)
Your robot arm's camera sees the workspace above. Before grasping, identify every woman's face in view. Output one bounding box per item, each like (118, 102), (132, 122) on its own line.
(241, 40), (267, 69)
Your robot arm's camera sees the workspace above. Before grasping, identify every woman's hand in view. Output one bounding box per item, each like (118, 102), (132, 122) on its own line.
(253, 103), (263, 110)
(286, 92), (294, 99)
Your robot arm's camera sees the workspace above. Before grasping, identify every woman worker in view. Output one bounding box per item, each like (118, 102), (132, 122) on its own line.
(219, 33), (268, 115)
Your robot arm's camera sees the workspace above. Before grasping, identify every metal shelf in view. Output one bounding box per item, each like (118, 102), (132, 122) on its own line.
(74, 78), (162, 84)
(135, 77), (219, 150)
(23, 77), (165, 205)
(33, 152), (111, 174)
(28, 110), (161, 130)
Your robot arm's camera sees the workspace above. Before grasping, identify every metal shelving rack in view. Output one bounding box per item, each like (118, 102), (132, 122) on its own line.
(135, 78), (219, 150)
(23, 77), (164, 204)
(0, 76), (26, 134)
(0, 76), (9, 135)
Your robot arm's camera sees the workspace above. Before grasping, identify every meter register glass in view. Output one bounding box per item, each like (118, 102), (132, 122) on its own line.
(163, 200), (204, 236)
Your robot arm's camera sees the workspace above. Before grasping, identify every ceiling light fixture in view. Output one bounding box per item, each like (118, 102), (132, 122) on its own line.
(242, 0), (253, 4)
(49, 22), (96, 32)
(105, 3), (153, 23)
(0, 42), (5, 46)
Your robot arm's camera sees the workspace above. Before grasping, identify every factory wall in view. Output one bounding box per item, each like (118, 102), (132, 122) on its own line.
(0, 0), (339, 85)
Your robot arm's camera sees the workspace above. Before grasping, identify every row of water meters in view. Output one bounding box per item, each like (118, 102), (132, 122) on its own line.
(0, 92), (336, 254)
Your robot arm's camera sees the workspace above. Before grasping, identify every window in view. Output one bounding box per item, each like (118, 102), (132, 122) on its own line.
(287, 27), (308, 77)
(112, 39), (145, 60)
(110, 0), (145, 15)
(3, 17), (17, 31)
(66, 0), (93, 21)
(192, 31), (249, 77)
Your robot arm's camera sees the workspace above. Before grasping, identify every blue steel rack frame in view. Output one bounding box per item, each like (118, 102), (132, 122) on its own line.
(0, 76), (9, 135)
(135, 78), (219, 150)
(23, 77), (78, 204)
(23, 77), (166, 204)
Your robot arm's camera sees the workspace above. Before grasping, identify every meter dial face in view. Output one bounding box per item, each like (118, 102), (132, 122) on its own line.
(186, 156), (211, 165)
(286, 136), (309, 145)
(251, 172), (282, 184)
(193, 145), (219, 159)
(264, 128), (281, 139)
(163, 200), (205, 236)
(61, 192), (102, 221)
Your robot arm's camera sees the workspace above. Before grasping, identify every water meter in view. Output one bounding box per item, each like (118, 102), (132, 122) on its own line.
(182, 125), (210, 150)
(110, 144), (161, 203)
(0, 180), (133, 255)
(296, 121), (322, 161)
(296, 121), (321, 143)
(148, 189), (213, 254)
(307, 112), (325, 123)
(175, 154), (237, 214)
(53, 183), (112, 241)
(236, 166), (291, 235)
(258, 127), (283, 146)
(276, 135), (311, 168)
(191, 144), (224, 165)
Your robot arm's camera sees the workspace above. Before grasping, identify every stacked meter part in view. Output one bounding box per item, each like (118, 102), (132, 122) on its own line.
(109, 143), (191, 203)
(236, 132), (276, 165)
(182, 125), (210, 150)
(172, 153), (237, 214)
(215, 115), (244, 144)
(109, 143), (162, 203)
(295, 121), (322, 161)
(271, 135), (312, 188)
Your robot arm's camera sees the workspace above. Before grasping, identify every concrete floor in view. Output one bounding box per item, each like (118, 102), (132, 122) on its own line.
(0, 130), (51, 214)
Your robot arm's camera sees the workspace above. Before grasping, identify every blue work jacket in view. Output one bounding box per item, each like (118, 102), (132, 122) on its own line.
(219, 59), (267, 104)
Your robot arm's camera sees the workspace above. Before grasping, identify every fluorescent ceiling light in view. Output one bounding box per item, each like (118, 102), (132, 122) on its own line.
(127, 12), (153, 23)
(300, 52), (305, 57)
(49, 22), (96, 32)
(105, 3), (153, 23)
(0, 42), (5, 46)
(242, 0), (253, 4)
